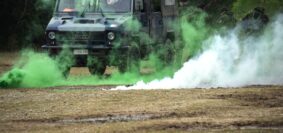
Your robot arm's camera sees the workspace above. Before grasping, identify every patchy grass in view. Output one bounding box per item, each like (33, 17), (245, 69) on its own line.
(0, 52), (19, 65)
(0, 86), (282, 132)
(0, 52), (19, 75)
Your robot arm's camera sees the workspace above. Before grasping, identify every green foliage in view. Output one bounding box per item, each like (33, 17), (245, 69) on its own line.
(1, 0), (283, 51)
(124, 18), (142, 33)
(232, 0), (283, 19)
(36, 0), (55, 10)
(0, 0), (55, 51)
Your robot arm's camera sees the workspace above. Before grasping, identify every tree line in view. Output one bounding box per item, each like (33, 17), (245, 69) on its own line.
(0, 0), (282, 51)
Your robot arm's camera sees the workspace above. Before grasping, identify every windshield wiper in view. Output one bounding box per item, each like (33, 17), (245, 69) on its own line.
(80, 4), (90, 17)
(98, 6), (109, 24)
(80, 9), (86, 17)
(99, 6), (105, 18)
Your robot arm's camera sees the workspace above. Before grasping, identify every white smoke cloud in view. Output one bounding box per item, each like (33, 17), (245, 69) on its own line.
(114, 14), (283, 90)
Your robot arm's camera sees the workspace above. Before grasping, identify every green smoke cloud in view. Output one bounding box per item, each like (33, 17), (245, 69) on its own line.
(0, 5), (213, 89)
(0, 51), (64, 88)
(179, 7), (210, 62)
(0, 50), (176, 88)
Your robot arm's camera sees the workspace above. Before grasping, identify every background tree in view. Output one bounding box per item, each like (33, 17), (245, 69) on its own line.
(232, 0), (283, 20)
(0, 0), (282, 51)
(0, 0), (54, 51)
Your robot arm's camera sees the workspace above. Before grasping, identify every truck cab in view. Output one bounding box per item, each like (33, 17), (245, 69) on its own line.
(42, 0), (180, 75)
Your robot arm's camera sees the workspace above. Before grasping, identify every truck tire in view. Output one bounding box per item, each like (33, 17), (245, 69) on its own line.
(54, 49), (75, 78)
(164, 39), (175, 64)
(118, 57), (140, 73)
(51, 49), (73, 78)
(88, 64), (107, 76)
(158, 38), (174, 65)
(62, 67), (71, 78)
(118, 41), (140, 73)
(87, 56), (107, 76)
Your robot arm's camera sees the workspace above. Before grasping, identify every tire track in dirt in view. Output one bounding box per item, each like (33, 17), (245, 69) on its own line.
(11, 114), (158, 124)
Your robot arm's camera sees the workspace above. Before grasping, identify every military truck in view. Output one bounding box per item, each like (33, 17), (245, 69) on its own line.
(42, 0), (181, 76)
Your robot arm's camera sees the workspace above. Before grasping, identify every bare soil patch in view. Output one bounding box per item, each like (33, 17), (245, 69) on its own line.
(0, 52), (19, 75)
(0, 53), (282, 132)
(0, 86), (282, 132)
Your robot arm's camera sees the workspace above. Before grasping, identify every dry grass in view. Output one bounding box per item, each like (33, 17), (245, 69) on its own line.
(0, 52), (19, 75)
(0, 52), (19, 65)
(0, 86), (282, 132)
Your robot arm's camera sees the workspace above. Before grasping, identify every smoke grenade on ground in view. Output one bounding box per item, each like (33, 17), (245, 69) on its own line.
(0, 51), (64, 88)
(115, 14), (283, 90)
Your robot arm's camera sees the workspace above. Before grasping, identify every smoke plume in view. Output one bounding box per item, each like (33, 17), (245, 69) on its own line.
(115, 14), (283, 90)
(1, 6), (282, 89)
(0, 51), (64, 88)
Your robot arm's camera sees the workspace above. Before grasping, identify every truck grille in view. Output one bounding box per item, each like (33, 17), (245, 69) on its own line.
(56, 32), (106, 45)
(74, 32), (90, 40)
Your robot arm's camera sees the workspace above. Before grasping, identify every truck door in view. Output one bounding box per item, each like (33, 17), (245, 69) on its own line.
(161, 0), (178, 40)
(149, 0), (163, 42)
(133, 0), (149, 33)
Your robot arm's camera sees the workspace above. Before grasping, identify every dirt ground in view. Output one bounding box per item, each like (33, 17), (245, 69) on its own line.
(0, 52), (283, 132)
(0, 52), (18, 75)
(0, 86), (282, 133)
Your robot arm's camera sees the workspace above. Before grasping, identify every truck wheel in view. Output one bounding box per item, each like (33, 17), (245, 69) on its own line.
(118, 54), (128, 73)
(118, 42), (141, 73)
(161, 39), (175, 65)
(88, 65), (106, 76)
(118, 57), (140, 73)
(62, 67), (71, 78)
(87, 56), (107, 76)
(53, 49), (74, 78)
(50, 56), (71, 78)
(88, 58), (107, 76)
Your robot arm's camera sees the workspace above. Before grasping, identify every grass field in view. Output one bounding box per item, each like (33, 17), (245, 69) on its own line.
(0, 52), (282, 132)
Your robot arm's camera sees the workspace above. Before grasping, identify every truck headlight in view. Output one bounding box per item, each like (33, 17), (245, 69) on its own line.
(48, 32), (56, 40)
(107, 32), (115, 41)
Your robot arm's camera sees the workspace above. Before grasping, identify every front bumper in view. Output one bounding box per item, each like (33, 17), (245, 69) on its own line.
(42, 44), (130, 55)
(42, 44), (130, 50)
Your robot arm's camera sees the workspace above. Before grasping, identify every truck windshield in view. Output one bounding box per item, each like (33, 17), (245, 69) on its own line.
(57, 0), (132, 13)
